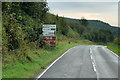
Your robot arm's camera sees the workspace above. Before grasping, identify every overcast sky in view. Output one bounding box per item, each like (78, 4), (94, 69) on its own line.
(48, 2), (118, 26)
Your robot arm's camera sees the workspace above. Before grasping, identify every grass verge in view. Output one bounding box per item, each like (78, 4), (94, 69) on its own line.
(3, 39), (95, 78)
(107, 44), (120, 56)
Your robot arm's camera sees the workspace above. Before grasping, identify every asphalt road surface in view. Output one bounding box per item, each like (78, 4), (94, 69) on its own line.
(36, 45), (119, 79)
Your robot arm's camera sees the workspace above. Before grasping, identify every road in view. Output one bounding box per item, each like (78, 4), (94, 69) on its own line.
(36, 45), (119, 79)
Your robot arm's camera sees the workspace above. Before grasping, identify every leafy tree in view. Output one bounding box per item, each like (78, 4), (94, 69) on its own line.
(80, 17), (88, 27)
(56, 14), (59, 21)
(2, 2), (49, 50)
(2, 2), (22, 50)
(114, 38), (120, 45)
(59, 17), (69, 35)
(21, 2), (49, 22)
(83, 29), (114, 43)
(77, 26), (85, 37)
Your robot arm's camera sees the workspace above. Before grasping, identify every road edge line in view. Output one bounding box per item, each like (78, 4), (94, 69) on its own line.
(36, 46), (74, 80)
(105, 47), (119, 58)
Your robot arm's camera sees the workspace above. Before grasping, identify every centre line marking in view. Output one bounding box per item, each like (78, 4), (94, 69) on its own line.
(90, 48), (99, 80)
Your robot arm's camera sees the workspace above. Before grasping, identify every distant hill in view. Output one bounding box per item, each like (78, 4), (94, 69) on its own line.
(65, 17), (119, 37)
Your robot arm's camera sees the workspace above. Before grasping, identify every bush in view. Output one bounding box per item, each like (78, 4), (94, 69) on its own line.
(114, 38), (120, 45)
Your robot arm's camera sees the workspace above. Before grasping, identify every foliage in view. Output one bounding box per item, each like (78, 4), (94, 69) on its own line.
(2, 2), (117, 70)
(21, 2), (49, 22)
(114, 38), (120, 46)
(66, 18), (120, 37)
(80, 17), (88, 27)
(83, 29), (114, 43)
(59, 17), (69, 35)
(2, 41), (84, 78)
(2, 2), (49, 66)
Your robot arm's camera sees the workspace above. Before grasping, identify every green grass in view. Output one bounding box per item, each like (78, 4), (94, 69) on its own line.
(3, 40), (89, 78)
(2, 39), (96, 78)
(107, 44), (120, 56)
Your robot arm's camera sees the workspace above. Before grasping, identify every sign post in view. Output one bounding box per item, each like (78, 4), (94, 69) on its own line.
(42, 24), (56, 45)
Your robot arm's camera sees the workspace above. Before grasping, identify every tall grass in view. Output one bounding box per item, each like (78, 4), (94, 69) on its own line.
(2, 40), (81, 78)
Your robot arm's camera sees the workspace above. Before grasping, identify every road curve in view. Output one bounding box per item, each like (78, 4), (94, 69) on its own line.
(36, 45), (119, 79)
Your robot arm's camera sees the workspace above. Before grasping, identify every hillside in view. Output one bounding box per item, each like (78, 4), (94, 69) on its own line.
(65, 18), (119, 37)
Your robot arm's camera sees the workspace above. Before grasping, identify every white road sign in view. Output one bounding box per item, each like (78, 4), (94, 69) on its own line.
(42, 24), (56, 36)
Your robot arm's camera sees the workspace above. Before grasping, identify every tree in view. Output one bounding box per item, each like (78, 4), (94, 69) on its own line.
(83, 29), (114, 43)
(80, 17), (88, 27)
(59, 17), (69, 35)
(77, 26), (85, 37)
(114, 38), (120, 45)
(56, 14), (59, 21)
(21, 2), (49, 22)
(2, 2), (22, 50)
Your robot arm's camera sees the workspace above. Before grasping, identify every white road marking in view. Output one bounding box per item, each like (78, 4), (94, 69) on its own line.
(90, 48), (92, 54)
(90, 48), (99, 80)
(110, 50), (119, 57)
(90, 48), (96, 72)
(36, 47), (74, 80)
(103, 47), (119, 58)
